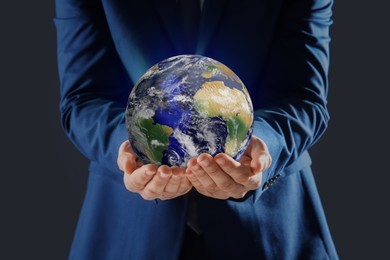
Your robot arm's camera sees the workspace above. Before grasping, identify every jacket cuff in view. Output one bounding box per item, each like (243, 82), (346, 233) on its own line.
(252, 150), (312, 203)
(250, 118), (312, 203)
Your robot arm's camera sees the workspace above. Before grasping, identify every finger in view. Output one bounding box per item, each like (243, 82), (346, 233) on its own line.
(174, 167), (193, 195)
(163, 166), (183, 195)
(177, 177), (192, 195)
(124, 164), (157, 192)
(197, 154), (242, 192)
(136, 159), (143, 168)
(118, 140), (130, 154)
(187, 168), (232, 199)
(247, 136), (272, 173)
(142, 165), (172, 199)
(188, 156), (220, 194)
(117, 140), (138, 173)
(186, 167), (203, 189)
(215, 153), (253, 181)
(248, 151), (271, 175)
(118, 153), (137, 173)
(216, 154), (262, 190)
(239, 154), (252, 168)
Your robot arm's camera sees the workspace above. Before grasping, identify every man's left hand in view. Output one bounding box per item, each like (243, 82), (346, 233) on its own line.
(186, 135), (272, 199)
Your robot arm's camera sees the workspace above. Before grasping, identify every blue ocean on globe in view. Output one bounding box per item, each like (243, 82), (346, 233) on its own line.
(125, 55), (254, 167)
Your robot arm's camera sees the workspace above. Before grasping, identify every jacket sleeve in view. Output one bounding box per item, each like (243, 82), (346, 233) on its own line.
(252, 0), (333, 200)
(54, 0), (131, 174)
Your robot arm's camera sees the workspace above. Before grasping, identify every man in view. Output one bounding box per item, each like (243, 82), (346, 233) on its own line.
(55, 0), (338, 259)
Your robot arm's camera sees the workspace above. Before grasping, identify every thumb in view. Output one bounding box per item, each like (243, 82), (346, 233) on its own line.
(117, 140), (137, 174)
(248, 136), (272, 173)
(250, 151), (272, 174)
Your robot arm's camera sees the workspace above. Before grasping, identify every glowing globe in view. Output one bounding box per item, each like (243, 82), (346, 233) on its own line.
(125, 55), (253, 167)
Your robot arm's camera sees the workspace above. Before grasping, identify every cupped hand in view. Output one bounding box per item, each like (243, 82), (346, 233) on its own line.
(186, 135), (272, 199)
(117, 140), (192, 200)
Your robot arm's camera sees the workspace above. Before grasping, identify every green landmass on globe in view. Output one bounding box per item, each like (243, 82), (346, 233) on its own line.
(125, 55), (254, 167)
(134, 118), (173, 163)
(193, 81), (252, 156)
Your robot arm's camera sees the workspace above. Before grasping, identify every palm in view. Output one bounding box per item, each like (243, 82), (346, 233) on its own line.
(118, 140), (192, 200)
(185, 135), (272, 199)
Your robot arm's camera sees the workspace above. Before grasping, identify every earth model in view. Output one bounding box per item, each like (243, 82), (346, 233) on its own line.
(125, 55), (254, 167)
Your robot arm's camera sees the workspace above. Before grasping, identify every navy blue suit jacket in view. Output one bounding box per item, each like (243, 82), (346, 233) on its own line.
(55, 0), (338, 259)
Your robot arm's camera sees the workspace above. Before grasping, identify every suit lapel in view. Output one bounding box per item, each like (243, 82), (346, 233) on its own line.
(153, 0), (229, 55)
(152, 0), (186, 53)
(196, 0), (229, 55)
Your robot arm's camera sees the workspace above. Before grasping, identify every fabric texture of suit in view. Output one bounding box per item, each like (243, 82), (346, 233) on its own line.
(54, 0), (338, 259)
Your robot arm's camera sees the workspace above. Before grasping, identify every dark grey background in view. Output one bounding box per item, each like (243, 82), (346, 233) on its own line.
(1, 1), (389, 259)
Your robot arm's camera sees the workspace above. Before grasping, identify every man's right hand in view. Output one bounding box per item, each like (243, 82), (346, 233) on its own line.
(117, 140), (192, 200)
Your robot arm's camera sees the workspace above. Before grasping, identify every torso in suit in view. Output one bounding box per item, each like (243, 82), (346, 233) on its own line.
(54, 0), (338, 259)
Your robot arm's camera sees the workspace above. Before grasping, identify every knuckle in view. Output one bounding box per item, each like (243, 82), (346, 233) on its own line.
(231, 191), (247, 199)
(194, 186), (208, 195)
(169, 176), (181, 185)
(130, 182), (144, 192)
(246, 179), (261, 189)
(125, 177), (144, 192)
(187, 175), (198, 183)
(154, 179), (167, 187)
(201, 191), (214, 198)
(214, 192), (229, 200)
(153, 178), (163, 185)
(124, 179), (140, 192)
(180, 187), (192, 195)
(194, 169), (206, 177)
(162, 188), (174, 195)
(236, 175), (249, 184)
(162, 193), (177, 200)
(142, 189), (159, 200)
(164, 184), (178, 194)
(224, 166), (235, 174)
(205, 184), (219, 194)
(219, 180), (235, 190)
(155, 173), (169, 184)
(140, 194), (154, 200)
(159, 195), (169, 200)
(125, 184), (137, 193)
(124, 182), (134, 192)
(207, 165), (219, 174)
